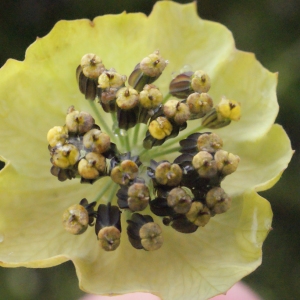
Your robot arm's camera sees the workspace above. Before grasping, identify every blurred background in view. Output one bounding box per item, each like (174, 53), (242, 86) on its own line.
(0, 0), (299, 299)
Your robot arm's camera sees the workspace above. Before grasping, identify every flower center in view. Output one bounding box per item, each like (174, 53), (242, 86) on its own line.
(48, 50), (241, 251)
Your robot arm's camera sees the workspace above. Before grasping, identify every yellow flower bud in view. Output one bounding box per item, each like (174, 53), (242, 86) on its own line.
(216, 97), (241, 121)
(98, 69), (126, 89)
(78, 152), (106, 180)
(47, 126), (68, 147)
(148, 117), (173, 140)
(52, 144), (80, 169)
(139, 84), (163, 109)
(163, 99), (190, 125)
(116, 87), (139, 110)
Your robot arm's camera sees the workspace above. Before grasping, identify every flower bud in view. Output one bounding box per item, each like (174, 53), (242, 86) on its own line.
(190, 70), (211, 93)
(47, 126), (68, 147)
(97, 226), (121, 251)
(148, 116), (173, 140)
(163, 100), (190, 125)
(185, 201), (211, 227)
(83, 129), (111, 154)
(140, 50), (168, 77)
(127, 182), (150, 211)
(80, 53), (105, 79)
(127, 213), (163, 251)
(128, 50), (168, 91)
(167, 187), (192, 214)
(192, 151), (217, 178)
(65, 109), (95, 134)
(206, 187), (231, 215)
(169, 70), (211, 99)
(215, 150), (240, 175)
(139, 222), (163, 251)
(186, 92), (213, 119)
(139, 84), (163, 109)
(217, 97), (241, 121)
(155, 162), (182, 186)
(95, 203), (122, 251)
(98, 69), (126, 89)
(116, 87), (139, 110)
(197, 132), (223, 154)
(62, 204), (89, 235)
(78, 152), (106, 179)
(111, 160), (139, 185)
(52, 144), (80, 169)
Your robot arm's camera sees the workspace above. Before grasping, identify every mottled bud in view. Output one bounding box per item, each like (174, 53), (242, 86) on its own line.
(215, 150), (240, 175)
(185, 202), (211, 227)
(80, 53), (105, 79)
(190, 70), (211, 93)
(111, 160), (139, 185)
(97, 226), (121, 251)
(139, 222), (163, 251)
(163, 100), (190, 125)
(65, 109), (95, 134)
(116, 87), (139, 110)
(197, 133), (223, 154)
(47, 126), (68, 147)
(206, 187), (231, 215)
(83, 129), (110, 154)
(140, 50), (168, 77)
(127, 182), (150, 211)
(155, 162), (182, 186)
(186, 92), (213, 119)
(52, 144), (80, 169)
(62, 204), (89, 235)
(149, 116), (173, 140)
(167, 187), (192, 214)
(192, 151), (217, 178)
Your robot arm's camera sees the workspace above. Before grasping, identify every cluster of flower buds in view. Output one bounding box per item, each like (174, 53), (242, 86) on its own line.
(47, 106), (116, 183)
(49, 50), (242, 252)
(148, 132), (240, 233)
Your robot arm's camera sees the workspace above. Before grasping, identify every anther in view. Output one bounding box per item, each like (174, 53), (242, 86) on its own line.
(111, 160), (139, 185)
(83, 129), (111, 154)
(214, 150), (240, 176)
(185, 201), (211, 227)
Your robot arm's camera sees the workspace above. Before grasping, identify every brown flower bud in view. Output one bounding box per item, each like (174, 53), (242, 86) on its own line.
(206, 187), (231, 215)
(167, 187), (192, 214)
(155, 162), (182, 186)
(192, 151), (217, 178)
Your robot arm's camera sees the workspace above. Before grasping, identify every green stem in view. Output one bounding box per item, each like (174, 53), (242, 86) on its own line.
(107, 182), (119, 204)
(150, 146), (181, 159)
(124, 133), (130, 152)
(163, 93), (172, 103)
(132, 123), (141, 146)
(92, 179), (114, 203)
(162, 125), (205, 149)
(89, 101), (114, 138)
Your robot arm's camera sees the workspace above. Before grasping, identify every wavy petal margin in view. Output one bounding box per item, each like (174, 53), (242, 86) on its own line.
(0, 1), (293, 300)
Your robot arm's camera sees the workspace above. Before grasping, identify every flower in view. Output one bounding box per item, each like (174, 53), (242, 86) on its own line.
(0, 1), (293, 300)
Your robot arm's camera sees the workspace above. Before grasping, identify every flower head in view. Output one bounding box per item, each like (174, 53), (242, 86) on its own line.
(0, 2), (293, 300)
